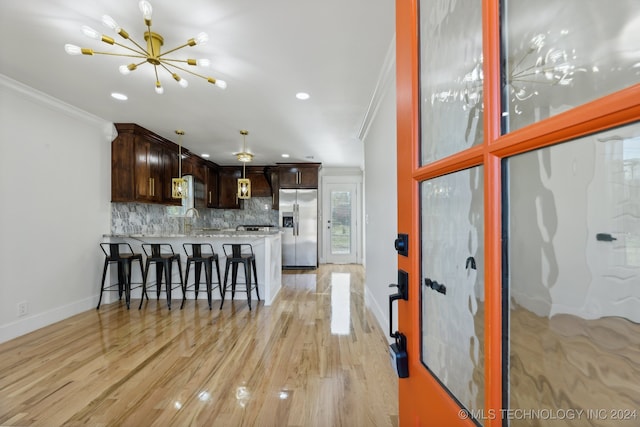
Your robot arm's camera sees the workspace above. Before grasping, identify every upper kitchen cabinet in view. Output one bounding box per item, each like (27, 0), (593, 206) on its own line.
(277, 163), (321, 189)
(112, 123), (166, 203)
(218, 166), (242, 209)
(112, 123), (186, 205)
(161, 145), (182, 206)
(206, 164), (219, 208)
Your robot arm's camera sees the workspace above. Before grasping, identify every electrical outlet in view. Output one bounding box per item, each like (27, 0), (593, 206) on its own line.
(17, 301), (28, 317)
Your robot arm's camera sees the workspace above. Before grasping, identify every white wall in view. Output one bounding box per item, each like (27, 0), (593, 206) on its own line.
(362, 54), (398, 337)
(0, 74), (112, 342)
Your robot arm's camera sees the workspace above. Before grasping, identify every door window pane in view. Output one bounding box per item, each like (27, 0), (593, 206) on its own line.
(506, 122), (640, 425)
(330, 191), (352, 255)
(419, 0), (483, 164)
(420, 166), (485, 420)
(503, 0), (640, 133)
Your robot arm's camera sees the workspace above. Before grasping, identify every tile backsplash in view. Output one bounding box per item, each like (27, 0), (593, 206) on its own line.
(111, 197), (279, 235)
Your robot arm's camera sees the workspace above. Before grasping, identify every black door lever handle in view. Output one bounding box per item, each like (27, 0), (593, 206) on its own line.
(388, 270), (409, 337)
(424, 277), (446, 295)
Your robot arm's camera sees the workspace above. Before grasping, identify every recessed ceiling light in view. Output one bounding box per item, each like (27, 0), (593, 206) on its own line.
(111, 92), (128, 101)
(281, 153), (290, 158)
(296, 92), (310, 100)
(201, 153), (210, 158)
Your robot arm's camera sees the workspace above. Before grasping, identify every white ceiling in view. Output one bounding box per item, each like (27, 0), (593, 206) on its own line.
(0, 0), (395, 167)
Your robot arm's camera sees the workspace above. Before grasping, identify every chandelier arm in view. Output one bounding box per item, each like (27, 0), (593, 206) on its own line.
(158, 43), (192, 58)
(116, 38), (150, 57)
(161, 61), (218, 81)
(145, 24), (157, 58)
(90, 51), (148, 59)
(111, 40), (149, 56)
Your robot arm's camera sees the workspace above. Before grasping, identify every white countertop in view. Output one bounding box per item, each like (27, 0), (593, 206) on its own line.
(104, 230), (282, 239)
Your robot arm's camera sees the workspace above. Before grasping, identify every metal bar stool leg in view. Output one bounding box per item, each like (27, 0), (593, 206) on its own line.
(244, 260), (252, 310)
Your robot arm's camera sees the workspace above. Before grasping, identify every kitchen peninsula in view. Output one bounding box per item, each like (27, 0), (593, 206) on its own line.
(103, 229), (282, 306)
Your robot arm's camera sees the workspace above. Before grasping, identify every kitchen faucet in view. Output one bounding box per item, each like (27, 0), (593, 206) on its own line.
(183, 208), (200, 233)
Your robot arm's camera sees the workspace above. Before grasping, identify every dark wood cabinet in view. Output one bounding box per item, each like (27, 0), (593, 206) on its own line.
(111, 131), (135, 202)
(112, 123), (168, 203)
(161, 146), (181, 206)
(218, 166), (242, 209)
(206, 165), (219, 208)
(277, 163), (320, 189)
(111, 124), (320, 210)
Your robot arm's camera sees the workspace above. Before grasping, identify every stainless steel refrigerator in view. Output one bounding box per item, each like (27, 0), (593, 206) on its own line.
(279, 189), (318, 269)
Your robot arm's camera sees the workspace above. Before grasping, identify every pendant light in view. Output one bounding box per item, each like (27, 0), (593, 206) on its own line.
(237, 130), (251, 199)
(172, 129), (188, 198)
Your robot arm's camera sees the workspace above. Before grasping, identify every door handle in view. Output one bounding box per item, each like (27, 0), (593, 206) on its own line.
(388, 270), (408, 337)
(388, 269), (409, 378)
(424, 277), (446, 295)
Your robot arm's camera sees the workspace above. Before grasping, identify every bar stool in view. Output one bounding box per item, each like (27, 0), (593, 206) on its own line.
(98, 243), (145, 309)
(139, 243), (185, 310)
(220, 243), (261, 310)
(181, 243), (222, 310)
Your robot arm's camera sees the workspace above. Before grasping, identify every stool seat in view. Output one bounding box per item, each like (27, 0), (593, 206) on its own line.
(220, 243), (261, 310)
(98, 243), (144, 309)
(181, 243), (222, 310)
(139, 243), (185, 310)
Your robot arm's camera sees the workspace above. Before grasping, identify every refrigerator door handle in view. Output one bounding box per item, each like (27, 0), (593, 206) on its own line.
(294, 203), (299, 236)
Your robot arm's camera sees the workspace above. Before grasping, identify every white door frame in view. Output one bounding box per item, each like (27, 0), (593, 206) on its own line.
(320, 173), (363, 264)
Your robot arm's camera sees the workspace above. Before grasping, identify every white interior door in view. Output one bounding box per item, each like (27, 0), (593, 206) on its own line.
(323, 183), (358, 264)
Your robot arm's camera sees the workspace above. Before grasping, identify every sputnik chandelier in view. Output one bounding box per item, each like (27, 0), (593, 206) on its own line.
(64, 1), (226, 94)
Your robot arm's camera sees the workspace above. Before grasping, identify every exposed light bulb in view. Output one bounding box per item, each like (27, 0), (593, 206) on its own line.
(197, 59), (211, 67)
(64, 44), (82, 55)
(119, 65), (130, 75)
(172, 73), (188, 88)
(81, 26), (101, 40)
(138, 1), (153, 19)
(195, 32), (209, 45)
(101, 15), (119, 31)
(216, 79), (227, 89)
(155, 82), (164, 94)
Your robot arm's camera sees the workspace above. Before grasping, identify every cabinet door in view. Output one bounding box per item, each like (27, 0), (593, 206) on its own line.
(111, 133), (135, 202)
(277, 164), (320, 188)
(193, 162), (207, 209)
(278, 166), (300, 188)
(298, 166), (319, 188)
(269, 167), (279, 209)
(206, 165), (218, 208)
(218, 167), (242, 209)
(134, 137), (162, 202)
(162, 147), (181, 205)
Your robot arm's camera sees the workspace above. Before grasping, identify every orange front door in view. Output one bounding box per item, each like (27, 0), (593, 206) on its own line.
(394, 0), (639, 426)
(394, 1), (501, 425)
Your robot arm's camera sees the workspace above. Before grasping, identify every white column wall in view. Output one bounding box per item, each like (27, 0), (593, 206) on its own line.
(362, 56), (398, 339)
(0, 75), (112, 342)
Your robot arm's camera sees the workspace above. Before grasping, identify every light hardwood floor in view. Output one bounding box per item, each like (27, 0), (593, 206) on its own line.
(0, 265), (398, 427)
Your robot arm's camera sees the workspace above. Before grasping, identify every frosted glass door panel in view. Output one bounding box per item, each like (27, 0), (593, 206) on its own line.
(419, 0), (483, 164)
(503, 0), (640, 133)
(420, 167), (485, 420)
(507, 122), (640, 425)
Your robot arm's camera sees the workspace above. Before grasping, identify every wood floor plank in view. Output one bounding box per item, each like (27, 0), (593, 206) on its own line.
(0, 264), (398, 426)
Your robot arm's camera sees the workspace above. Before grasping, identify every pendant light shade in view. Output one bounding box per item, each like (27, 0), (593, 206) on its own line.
(237, 130), (251, 200)
(172, 129), (188, 198)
